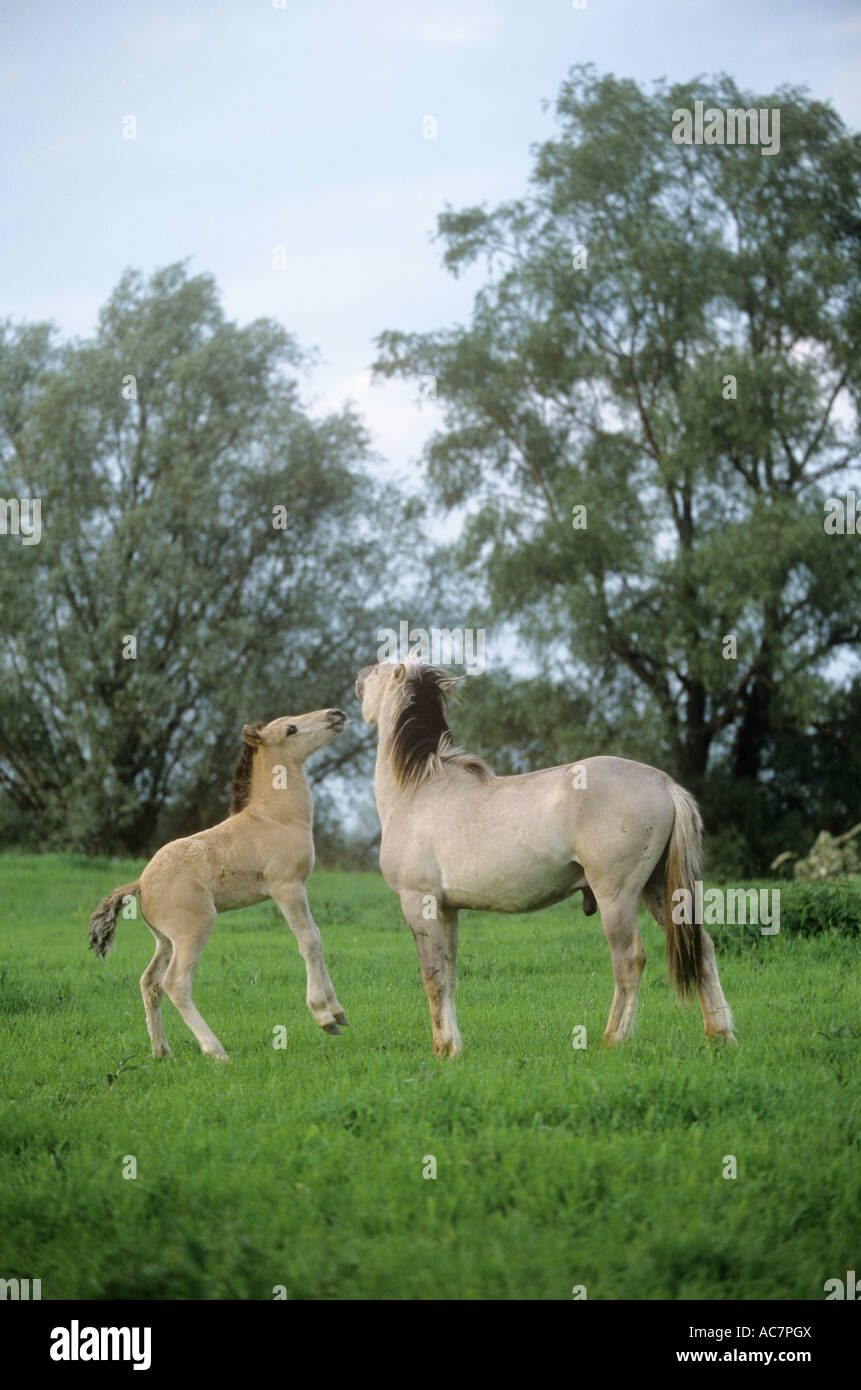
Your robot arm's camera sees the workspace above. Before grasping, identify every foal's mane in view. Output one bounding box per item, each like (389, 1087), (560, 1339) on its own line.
(387, 665), (493, 792)
(230, 723), (264, 813)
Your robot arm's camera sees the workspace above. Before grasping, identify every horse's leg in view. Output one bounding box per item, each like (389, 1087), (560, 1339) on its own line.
(270, 880), (348, 1034)
(640, 879), (735, 1041)
(400, 890), (461, 1058)
(594, 891), (646, 1047)
(697, 930), (735, 1040)
(140, 925), (173, 1058)
(160, 907), (228, 1060)
(441, 906), (460, 1014)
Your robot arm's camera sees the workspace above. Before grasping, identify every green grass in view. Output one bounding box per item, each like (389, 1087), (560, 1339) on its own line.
(1, 852), (859, 1300)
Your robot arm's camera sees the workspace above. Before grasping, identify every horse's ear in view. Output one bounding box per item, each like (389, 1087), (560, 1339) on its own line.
(392, 663), (405, 683)
(242, 722), (264, 747)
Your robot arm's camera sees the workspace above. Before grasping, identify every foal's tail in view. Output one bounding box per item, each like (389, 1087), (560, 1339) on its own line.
(88, 881), (140, 959)
(663, 783), (704, 1000)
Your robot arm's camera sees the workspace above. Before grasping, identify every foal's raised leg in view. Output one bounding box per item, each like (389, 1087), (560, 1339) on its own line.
(140, 926), (173, 1058)
(270, 880), (348, 1034)
(594, 891), (646, 1047)
(158, 906), (229, 1061)
(400, 890), (461, 1059)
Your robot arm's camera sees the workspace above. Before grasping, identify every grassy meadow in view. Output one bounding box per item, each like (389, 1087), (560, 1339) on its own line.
(0, 852), (859, 1301)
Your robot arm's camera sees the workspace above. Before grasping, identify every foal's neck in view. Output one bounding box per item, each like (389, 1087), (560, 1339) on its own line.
(249, 755), (313, 824)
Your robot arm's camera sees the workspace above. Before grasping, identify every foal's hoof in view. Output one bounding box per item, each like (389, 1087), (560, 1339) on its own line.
(322, 1022), (342, 1035)
(207, 1050), (231, 1062)
(333, 1010), (349, 1027)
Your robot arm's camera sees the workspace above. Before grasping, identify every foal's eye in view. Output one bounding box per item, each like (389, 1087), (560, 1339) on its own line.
(285, 724), (297, 736)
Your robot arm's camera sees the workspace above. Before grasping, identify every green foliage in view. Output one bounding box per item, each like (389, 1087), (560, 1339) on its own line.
(102, 1047), (152, 1088)
(0, 264), (399, 854)
(1, 854), (859, 1299)
(778, 881), (861, 937)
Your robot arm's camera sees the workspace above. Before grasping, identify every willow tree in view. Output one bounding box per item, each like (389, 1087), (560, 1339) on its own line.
(374, 68), (861, 868)
(0, 263), (394, 853)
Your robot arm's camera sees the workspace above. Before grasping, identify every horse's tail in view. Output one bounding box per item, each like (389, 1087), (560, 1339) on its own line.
(88, 881), (140, 959)
(663, 782), (704, 1000)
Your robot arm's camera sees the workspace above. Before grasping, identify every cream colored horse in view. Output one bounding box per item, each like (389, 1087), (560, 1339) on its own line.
(88, 708), (349, 1060)
(356, 660), (734, 1058)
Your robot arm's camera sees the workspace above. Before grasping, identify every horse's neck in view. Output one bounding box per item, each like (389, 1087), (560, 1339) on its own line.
(374, 741), (397, 808)
(249, 758), (313, 824)
(373, 710), (403, 815)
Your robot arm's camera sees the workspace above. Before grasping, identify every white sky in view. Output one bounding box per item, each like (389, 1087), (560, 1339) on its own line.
(2, 0), (860, 490)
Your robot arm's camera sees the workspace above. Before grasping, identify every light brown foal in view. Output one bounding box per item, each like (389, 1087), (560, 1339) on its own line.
(88, 709), (349, 1060)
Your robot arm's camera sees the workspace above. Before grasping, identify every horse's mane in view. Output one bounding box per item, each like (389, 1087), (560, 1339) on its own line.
(387, 665), (494, 792)
(230, 723), (264, 813)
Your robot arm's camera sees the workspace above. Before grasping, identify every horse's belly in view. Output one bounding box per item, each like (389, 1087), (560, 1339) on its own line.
(443, 853), (585, 914)
(212, 881), (268, 913)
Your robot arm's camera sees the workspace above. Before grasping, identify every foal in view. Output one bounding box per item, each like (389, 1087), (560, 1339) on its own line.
(88, 709), (349, 1060)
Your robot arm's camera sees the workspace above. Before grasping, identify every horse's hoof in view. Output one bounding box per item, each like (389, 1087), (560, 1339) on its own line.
(322, 1022), (342, 1035)
(209, 1051), (231, 1062)
(714, 1031), (738, 1045)
(333, 1011), (349, 1027)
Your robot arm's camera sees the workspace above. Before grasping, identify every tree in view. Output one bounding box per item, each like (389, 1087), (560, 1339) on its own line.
(0, 263), (395, 854)
(373, 68), (861, 870)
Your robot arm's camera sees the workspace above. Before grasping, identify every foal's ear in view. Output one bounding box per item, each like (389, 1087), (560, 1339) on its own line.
(392, 663), (405, 683)
(242, 722), (265, 747)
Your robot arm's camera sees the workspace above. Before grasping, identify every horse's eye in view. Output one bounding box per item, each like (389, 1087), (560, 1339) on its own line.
(285, 724), (297, 736)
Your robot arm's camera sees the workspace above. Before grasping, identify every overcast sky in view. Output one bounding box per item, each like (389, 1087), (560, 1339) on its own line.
(3, 0), (860, 487)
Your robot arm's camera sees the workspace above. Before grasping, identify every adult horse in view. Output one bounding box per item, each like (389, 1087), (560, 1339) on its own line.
(355, 660), (734, 1058)
(88, 708), (349, 1060)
